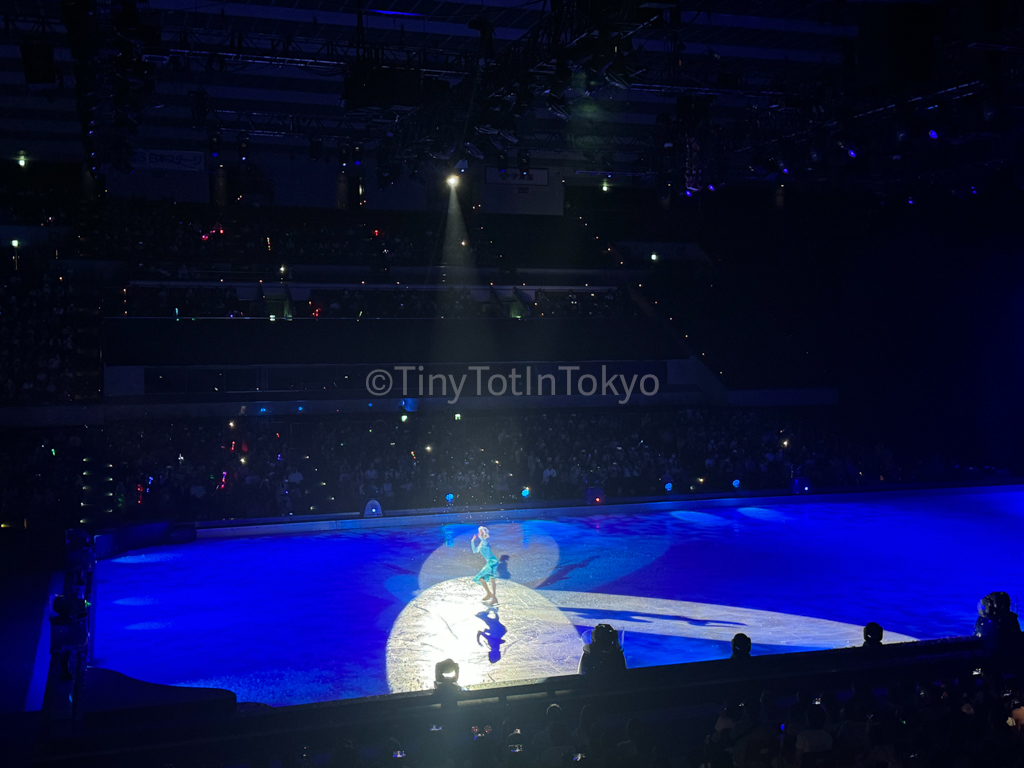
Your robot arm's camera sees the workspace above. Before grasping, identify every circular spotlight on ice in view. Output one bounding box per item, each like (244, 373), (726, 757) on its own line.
(113, 596), (158, 606)
(669, 509), (731, 527)
(738, 506), (789, 523)
(522, 518), (671, 591)
(386, 579), (581, 694)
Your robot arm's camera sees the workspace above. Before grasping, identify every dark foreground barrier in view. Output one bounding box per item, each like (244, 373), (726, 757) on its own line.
(35, 632), (1014, 768)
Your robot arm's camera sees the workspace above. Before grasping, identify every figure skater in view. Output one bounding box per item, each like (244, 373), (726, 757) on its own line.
(471, 525), (499, 605)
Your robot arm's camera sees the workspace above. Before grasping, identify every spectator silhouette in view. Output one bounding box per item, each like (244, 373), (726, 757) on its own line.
(974, 591), (1021, 660)
(570, 704), (597, 754)
(538, 720), (573, 768)
(531, 703), (565, 753)
(731, 632), (752, 659)
(615, 718), (658, 768)
(579, 623), (626, 677)
(795, 705), (833, 766)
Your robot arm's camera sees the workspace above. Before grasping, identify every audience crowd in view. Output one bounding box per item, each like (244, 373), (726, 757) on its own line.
(0, 408), (888, 529)
(0, 176), (76, 228)
(0, 194), (1012, 528)
(106, 408), (865, 522)
(0, 275), (79, 404)
(0, 428), (84, 530)
(79, 198), (437, 269)
(149, 663), (1023, 767)
(113, 284), (635, 320)
(76, 198), (617, 272)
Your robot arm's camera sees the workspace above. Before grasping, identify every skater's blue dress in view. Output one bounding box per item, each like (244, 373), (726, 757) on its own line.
(472, 538), (499, 582)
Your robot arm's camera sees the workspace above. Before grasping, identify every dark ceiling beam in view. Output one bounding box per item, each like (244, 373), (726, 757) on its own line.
(148, 1), (536, 45)
(637, 37), (844, 65)
(674, 10), (857, 38)
(0, 14), (66, 36)
(206, 106), (415, 139)
(161, 28), (478, 77)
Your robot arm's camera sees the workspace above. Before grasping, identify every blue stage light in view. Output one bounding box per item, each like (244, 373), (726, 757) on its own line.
(521, 487), (530, 498)
(297, 406), (303, 412)
(445, 492), (454, 504)
(848, 149), (856, 158)
(664, 482), (673, 492)
(732, 479), (740, 488)
(928, 130), (938, 139)
(259, 407), (266, 414)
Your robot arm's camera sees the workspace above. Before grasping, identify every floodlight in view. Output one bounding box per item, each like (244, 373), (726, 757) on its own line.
(434, 659), (460, 687)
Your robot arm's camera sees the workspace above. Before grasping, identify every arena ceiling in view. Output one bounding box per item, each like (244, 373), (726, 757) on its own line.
(2, 0), (1021, 190)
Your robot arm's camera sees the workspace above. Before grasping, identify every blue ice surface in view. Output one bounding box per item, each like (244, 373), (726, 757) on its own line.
(92, 486), (1024, 707)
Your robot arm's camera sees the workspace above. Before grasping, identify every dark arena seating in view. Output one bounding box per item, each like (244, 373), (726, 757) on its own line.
(2, 3), (1024, 767)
